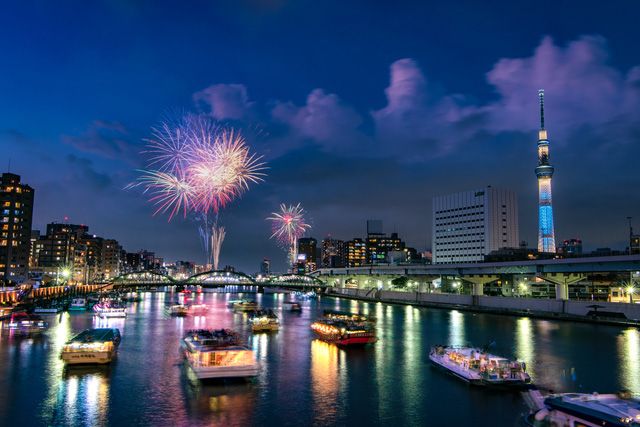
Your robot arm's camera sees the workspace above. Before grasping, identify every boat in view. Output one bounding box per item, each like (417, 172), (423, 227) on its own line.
(61, 328), (121, 365)
(310, 311), (377, 345)
(69, 298), (87, 311)
(429, 345), (531, 387)
(227, 299), (243, 309)
(122, 292), (142, 303)
(526, 392), (640, 426)
(283, 301), (302, 312)
(182, 329), (259, 380)
(232, 300), (258, 312)
(249, 309), (280, 332)
(4, 312), (48, 334)
(188, 304), (209, 315)
(93, 301), (127, 318)
(170, 305), (188, 317)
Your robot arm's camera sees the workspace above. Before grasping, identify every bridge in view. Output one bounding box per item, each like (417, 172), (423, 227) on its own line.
(313, 255), (640, 301)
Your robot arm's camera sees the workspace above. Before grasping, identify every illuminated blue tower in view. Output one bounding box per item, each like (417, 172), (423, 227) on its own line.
(535, 89), (556, 253)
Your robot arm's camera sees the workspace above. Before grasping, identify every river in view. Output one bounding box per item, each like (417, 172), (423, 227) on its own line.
(0, 291), (637, 426)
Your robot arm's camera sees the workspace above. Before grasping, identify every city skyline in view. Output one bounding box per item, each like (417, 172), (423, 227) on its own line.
(2, 2), (640, 272)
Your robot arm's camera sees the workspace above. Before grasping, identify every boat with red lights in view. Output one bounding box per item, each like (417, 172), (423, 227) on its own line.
(310, 311), (377, 345)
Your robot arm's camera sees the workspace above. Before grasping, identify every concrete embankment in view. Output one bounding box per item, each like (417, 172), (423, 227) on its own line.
(326, 287), (640, 327)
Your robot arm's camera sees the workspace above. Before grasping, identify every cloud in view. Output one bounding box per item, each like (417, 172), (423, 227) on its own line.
(271, 89), (365, 151)
(62, 120), (141, 162)
(65, 154), (112, 190)
(193, 83), (253, 120)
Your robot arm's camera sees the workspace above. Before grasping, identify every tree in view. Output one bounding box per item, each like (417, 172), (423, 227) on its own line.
(392, 276), (409, 289)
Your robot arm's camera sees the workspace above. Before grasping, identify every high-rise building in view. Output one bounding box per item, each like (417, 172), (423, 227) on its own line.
(36, 223), (88, 279)
(260, 258), (271, 275)
(432, 186), (519, 264)
(346, 238), (366, 267)
(321, 237), (346, 268)
(367, 232), (405, 264)
(536, 89), (557, 253)
(0, 173), (34, 283)
(632, 235), (640, 255)
(557, 238), (582, 257)
(297, 237), (318, 272)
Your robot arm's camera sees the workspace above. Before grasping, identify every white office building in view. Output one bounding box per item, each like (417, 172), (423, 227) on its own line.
(432, 187), (519, 264)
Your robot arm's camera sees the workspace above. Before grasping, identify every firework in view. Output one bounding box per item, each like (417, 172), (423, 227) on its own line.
(267, 203), (311, 266)
(131, 114), (266, 266)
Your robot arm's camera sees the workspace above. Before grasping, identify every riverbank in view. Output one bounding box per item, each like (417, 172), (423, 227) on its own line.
(326, 287), (640, 327)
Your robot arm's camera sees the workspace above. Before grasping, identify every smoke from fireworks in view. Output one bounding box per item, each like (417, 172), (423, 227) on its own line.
(267, 203), (311, 267)
(131, 114), (266, 269)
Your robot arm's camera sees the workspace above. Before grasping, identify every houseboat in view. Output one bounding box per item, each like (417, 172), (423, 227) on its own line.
(182, 329), (259, 380)
(429, 345), (531, 387)
(310, 311), (377, 346)
(61, 328), (121, 365)
(249, 310), (280, 332)
(527, 392), (640, 426)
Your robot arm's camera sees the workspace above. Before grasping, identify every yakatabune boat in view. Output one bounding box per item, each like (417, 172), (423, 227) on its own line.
(249, 309), (280, 332)
(526, 392), (640, 427)
(232, 301), (258, 312)
(69, 298), (87, 311)
(93, 301), (127, 318)
(310, 311), (377, 345)
(182, 329), (259, 380)
(4, 312), (48, 334)
(429, 345), (531, 387)
(61, 328), (121, 365)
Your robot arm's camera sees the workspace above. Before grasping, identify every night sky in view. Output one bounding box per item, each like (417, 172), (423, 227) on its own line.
(1, 1), (639, 273)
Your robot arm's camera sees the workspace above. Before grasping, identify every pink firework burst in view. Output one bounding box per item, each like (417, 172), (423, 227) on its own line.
(267, 203), (311, 245)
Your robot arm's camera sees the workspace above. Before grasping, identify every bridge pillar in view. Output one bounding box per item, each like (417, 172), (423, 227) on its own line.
(464, 275), (498, 296)
(540, 274), (585, 300)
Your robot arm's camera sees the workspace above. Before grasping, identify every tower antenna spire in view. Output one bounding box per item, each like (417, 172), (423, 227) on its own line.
(538, 89), (545, 130)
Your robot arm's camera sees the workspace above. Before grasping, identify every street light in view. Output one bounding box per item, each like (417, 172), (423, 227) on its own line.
(627, 286), (635, 304)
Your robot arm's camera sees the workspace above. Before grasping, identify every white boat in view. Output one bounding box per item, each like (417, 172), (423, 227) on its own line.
(69, 298), (87, 311)
(98, 307), (127, 318)
(4, 312), (48, 334)
(182, 329), (259, 380)
(527, 393), (640, 426)
(61, 328), (121, 365)
(429, 345), (531, 387)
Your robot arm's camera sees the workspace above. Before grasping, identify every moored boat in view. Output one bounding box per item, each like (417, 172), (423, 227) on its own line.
(310, 311), (377, 345)
(33, 304), (63, 314)
(182, 329), (259, 380)
(526, 392), (640, 426)
(429, 345), (531, 387)
(69, 298), (87, 311)
(61, 328), (121, 365)
(249, 309), (280, 332)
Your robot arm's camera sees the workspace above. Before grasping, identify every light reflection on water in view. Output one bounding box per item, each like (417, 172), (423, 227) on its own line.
(448, 310), (465, 346)
(618, 328), (640, 394)
(0, 292), (638, 426)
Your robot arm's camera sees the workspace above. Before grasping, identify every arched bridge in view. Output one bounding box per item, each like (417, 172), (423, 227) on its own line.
(102, 270), (326, 289)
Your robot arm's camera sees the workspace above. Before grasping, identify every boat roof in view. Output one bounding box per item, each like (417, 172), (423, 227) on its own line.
(545, 394), (640, 426)
(70, 328), (119, 343)
(440, 346), (510, 361)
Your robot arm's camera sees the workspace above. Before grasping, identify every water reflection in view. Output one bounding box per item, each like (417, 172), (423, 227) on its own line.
(448, 310), (465, 346)
(311, 340), (340, 424)
(515, 317), (535, 378)
(47, 367), (111, 425)
(618, 328), (640, 394)
(182, 379), (256, 426)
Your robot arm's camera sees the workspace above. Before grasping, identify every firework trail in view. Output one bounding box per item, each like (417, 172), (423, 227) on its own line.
(131, 114), (266, 267)
(267, 203), (311, 268)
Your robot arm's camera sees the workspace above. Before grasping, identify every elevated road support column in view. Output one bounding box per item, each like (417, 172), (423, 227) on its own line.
(539, 274), (586, 311)
(465, 275), (498, 305)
